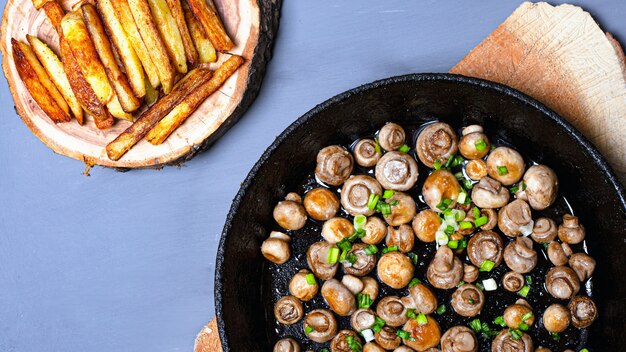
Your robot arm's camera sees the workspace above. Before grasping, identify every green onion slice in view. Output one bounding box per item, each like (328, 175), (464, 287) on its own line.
(497, 165), (509, 175)
(364, 245), (378, 256)
(510, 328), (523, 340)
(479, 260), (495, 272)
(337, 239), (352, 252)
(521, 312), (533, 322)
(408, 252), (419, 265)
(434, 160), (442, 170)
(304, 325), (315, 334)
(327, 247), (340, 264)
(472, 206), (481, 219)
(459, 221), (473, 230)
(408, 278), (422, 288)
(406, 308), (417, 319)
(436, 304), (446, 315)
(382, 245), (398, 254)
(367, 193), (380, 210)
(416, 313), (428, 326)
(474, 215), (488, 227)
(374, 138), (382, 156)
(305, 273), (316, 285)
(518, 285), (530, 297)
(494, 315), (506, 327)
(398, 144), (411, 153)
(353, 215), (367, 231)
(469, 319), (482, 332)
(447, 240), (459, 249)
(357, 293), (373, 309)
(475, 139), (487, 151)
(382, 189), (395, 199)
(396, 329), (412, 340)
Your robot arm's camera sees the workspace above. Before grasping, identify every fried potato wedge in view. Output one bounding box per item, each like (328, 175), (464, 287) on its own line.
(12, 38), (71, 123)
(127, 0), (176, 93)
(144, 76), (159, 106)
(146, 55), (243, 145)
(147, 0), (187, 74)
(82, 3), (141, 113)
(41, 1), (64, 32)
(183, 0), (216, 63)
(106, 67), (212, 160)
(106, 95), (134, 121)
(27, 35), (83, 121)
(95, 0), (146, 99)
(166, 0), (198, 66)
(31, 0), (53, 10)
(61, 10), (114, 104)
(187, 0), (233, 52)
(110, 0), (161, 89)
(94, 110), (116, 129)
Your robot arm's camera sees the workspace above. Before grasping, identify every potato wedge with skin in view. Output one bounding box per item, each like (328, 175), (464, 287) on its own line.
(166, 0), (198, 66)
(187, 0), (233, 52)
(144, 76), (159, 106)
(111, 0), (161, 89)
(12, 39), (71, 123)
(146, 55), (243, 145)
(82, 3), (141, 113)
(31, 0), (53, 10)
(41, 1), (64, 32)
(183, 0), (216, 63)
(106, 67), (212, 161)
(27, 35), (83, 121)
(95, 0), (146, 99)
(127, 0), (175, 93)
(61, 10), (114, 104)
(106, 96), (134, 121)
(147, 0), (187, 74)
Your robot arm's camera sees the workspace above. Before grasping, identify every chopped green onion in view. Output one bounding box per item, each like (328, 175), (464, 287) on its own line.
(518, 285), (530, 297)
(510, 184), (519, 194)
(453, 155), (464, 167)
(436, 198), (452, 211)
(409, 278), (422, 288)
(509, 328), (523, 340)
(475, 282), (485, 291)
(372, 324), (382, 333)
(367, 194), (380, 210)
(405, 308), (417, 319)
(525, 276), (533, 285)
(339, 250), (347, 262)
(447, 240), (459, 249)
(475, 139), (487, 151)
(318, 349), (330, 352)
(459, 221), (473, 230)
(497, 165), (509, 175)
(444, 225), (455, 235)
(462, 178), (474, 190)
(382, 190), (395, 199)
(364, 245), (378, 255)
(357, 293), (373, 309)
(454, 209), (466, 222)
(346, 253), (358, 264)
(381, 245), (398, 254)
(416, 313), (428, 326)
(347, 229), (367, 242)
(454, 172), (464, 180)
(521, 312), (533, 322)
(389, 200), (399, 206)
(327, 247), (340, 264)
(469, 319), (482, 332)
(374, 138), (382, 156)
(304, 325), (315, 334)
(468, 299), (475, 304)
(494, 315), (506, 327)
(457, 191), (467, 205)
(436, 304), (446, 315)
(445, 154), (456, 168)
(474, 215), (488, 227)
(479, 260), (495, 272)
(354, 215), (367, 231)
(472, 206), (481, 219)
(396, 329), (412, 340)
(518, 322), (529, 331)
(408, 252), (419, 265)
(434, 160), (442, 170)
(551, 332), (560, 341)
(377, 202), (392, 216)
(346, 335), (362, 351)
(457, 280), (466, 287)
(398, 144), (411, 153)
(305, 273), (316, 285)
(337, 239), (352, 252)
(580, 349), (589, 352)
(543, 242), (550, 250)
(521, 181), (527, 191)
(458, 238), (468, 249)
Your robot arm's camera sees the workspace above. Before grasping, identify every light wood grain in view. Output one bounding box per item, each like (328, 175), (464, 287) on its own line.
(451, 1), (626, 185)
(194, 318), (222, 352)
(1, 0), (260, 168)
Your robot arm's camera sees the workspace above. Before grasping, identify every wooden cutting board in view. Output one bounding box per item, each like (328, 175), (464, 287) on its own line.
(200, 2), (626, 351)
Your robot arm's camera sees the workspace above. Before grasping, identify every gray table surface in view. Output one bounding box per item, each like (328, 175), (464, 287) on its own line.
(1, 1), (624, 351)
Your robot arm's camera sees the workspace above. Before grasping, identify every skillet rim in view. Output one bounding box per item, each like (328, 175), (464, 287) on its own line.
(214, 72), (626, 351)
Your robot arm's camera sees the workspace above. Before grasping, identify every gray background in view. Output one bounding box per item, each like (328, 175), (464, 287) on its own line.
(1, 1), (624, 351)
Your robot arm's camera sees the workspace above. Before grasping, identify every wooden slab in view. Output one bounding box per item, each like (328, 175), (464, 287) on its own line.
(194, 318), (222, 352)
(0, 0), (280, 169)
(451, 1), (626, 185)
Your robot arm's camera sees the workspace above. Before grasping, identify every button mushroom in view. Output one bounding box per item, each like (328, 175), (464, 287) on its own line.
(321, 279), (357, 316)
(351, 308), (377, 332)
(304, 187), (340, 221)
(341, 175), (383, 216)
(363, 342), (386, 352)
(558, 214), (586, 244)
(547, 241), (570, 266)
(376, 296), (409, 327)
(393, 347), (417, 352)
(465, 159), (488, 181)
(440, 325), (478, 352)
(427, 246), (463, 289)
(568, 296), (597, 328)
(491, 330), (533, 352)
(542, 304), (570, 333)
(503, 299), (534, 329)
(568, 252), (596, 281)
(459, 125), (490, 160)
(383, 192), (417, 226)
(504, 237), (538, 273)
(479, 208), (498, 230)
(307, 241), (339, 280)
(322, 217), (354, 244)
(386, 224), (415, 253)
(423, 170), (462, 212)
(274, 296), (304, 325)
(498, 199), (533, 237)
(522, 165), (558, 210)
(375, 326), (402, 350)
(471, 176), (510, 209)
(303, 309), (338, 343)
(535, 347), (552, 352)
(402, 315), (442, 351)
(361, 277), (379, 301)
(273, 195), (307, 230)
(344, 243), (377, 277)
(486, 147), (525, 186)
(502, 271), (525, 292)
(412, 209), (442, 243)
(375, 151), (419, 191)
(378, 252), (415, 289)
(451, 284), (485, 317)
(401, 282), (438, 314)
(262, 231), (292, 264)
(463, 264), (479, 283)
(354, 139), (381, 167)
(273, 338), (300, 352)
(316, 145), (354, 186)
(415, 122), (459, 168)
(379, 123), (407, 151)
(289, 269), (318, 301)
(531, 218), (557, 243)
(467, 230), (504, 268)
(363, 216), (388, 244)
(331, 330), (361, 352)
(342, 275), (364, 295)
(545, 266), (581, 300)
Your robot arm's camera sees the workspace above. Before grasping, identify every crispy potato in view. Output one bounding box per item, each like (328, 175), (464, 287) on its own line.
(41, 1), (64, 31)
(187, 0), (233, 52)
(31, 0), (53, 10)
(110, 0), (161, 89)
(144, 77), (159, 106)
(146, 55), (243, 144)
(82, 3), (141, 113)
(27, 35), (83, 121)
(94, 110), (116, 129)
(127, 0), (176, 93)
(12, 38), (71, 123)
(61, 10), (114, 104)
(95, 0), (146, 99)
(183, 0), (216, 63)
(147, 0), (187, 74)
(106, 67), (212, 160)
(106, 96), (134, 121)
(166, 0), (198, 66)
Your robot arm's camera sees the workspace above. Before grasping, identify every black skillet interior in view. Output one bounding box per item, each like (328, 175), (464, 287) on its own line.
(215, 74), (626, 351)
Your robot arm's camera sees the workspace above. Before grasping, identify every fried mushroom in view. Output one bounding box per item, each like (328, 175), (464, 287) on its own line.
(378, 252), (414, 289)
(331, 330), (361, 352)
(427, 246), (463, 289)
(568, 296), (597, 328)
(466, 159), (488, 181)
(363, 343), (386, 352)
(491, 330), (533, 352)
(304, 188), (340, 221)
(467, 230), (504, 268)
(361, 277), (379, 301)
(498, 199), (533, 237)
(558, 214), (586, 244)
(459, 125), (490, 160)
(289, 269), (318, 301)
(377, 296), (409, 327)
(486, 147), (525, 186)
(542, 304), (570, 333)
(316, 145), (354, 186)
(273, 196), (307, 230)
(321, 279), (357, 316)
(342, 275), (364, 295)
(274, 296), (304, 325)
(303, 309), (338, 343)
(322, 217), (354, 244)
(402, 315), (442, 351)
(503, 299), (534, 329)
(351, 308), (377, 331)
(375, 326), (402, 350)
(307, 242), (339, 280)
(344, 243), (377, 277)
(471, 176), (510, 209)
(354, 139), (381, 167)
(463, 264), (479, 283)
(262, 231), (291, 264)
(502, 271), (525, 292)
(341, 175), (383, 216)
(423, 170), (462, 212)
(479, 208), (498, 230)
(531, 218), (557, 243)
(545, 266), (580, 300)
(386, 224), (415, 253)
(568, 253), (596, 282)
(451, 284), (485, 317)
(379, 123), (406, 151)
(402, 282), (438, 315)
(523, 165), (558, 210)
(504, 237), (538, 273)
(375, 151), (419, 191)
(441, 326), (478, 352)
(547, 241), (570, 266)
(416, 122), (459, 168)
(273, 338), (300, 352)
(412, 209), (442, 243)
(384, 192), (417, 226)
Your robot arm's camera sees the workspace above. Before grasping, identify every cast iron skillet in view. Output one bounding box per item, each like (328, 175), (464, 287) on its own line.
(215, 73), (626, 351)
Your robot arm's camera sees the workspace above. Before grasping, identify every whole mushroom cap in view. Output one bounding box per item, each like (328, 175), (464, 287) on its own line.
(491, 330), (533, 352)
(545, 266), (581, 300)
(503, 237), (538, 273)
(322, 217), (354, 244)
(321, 279), (357, 316)
(558, 214), (586, 244)
(384, 192), (417, 226)
(568, 296), (598, 328)
(354, 139), (381, 167)
(502, 271), (525, 292)
(459, 125), (490, 160)
(542, 304), (571, 333)
(393, 347), (417, 352)
(303, 309), (338, 343)
(375, 326), (402, 350)
(378, 123), (406, 151)
(351, 308), (377, 331)
(362, 217), (388, 244)
(377, 252), (415, 289)
(463, 264), (479, 283)
(273, 199), (307, 230)
(467, 230), (504, 268)
(363, 342), (386, 352)
(503, 301), (534, 329)
(479, 208), (498, 231)
(361, 277), (379, 301)
(342, 275), (364, 295)
(451, 284), (485, 317)
(375, 151), (419, 191)
(402, 315), (442, 351)
(262, 237), (291, 264)
(547, 241), (570, 266)
(386, 224), (415, 253)
(341, 175), (383, 216)
(344, 243), (377, 277)
(440, 325), (478, 352)
(289, 269), (318, 301)
(531, 218), (557, 243)
(306, 242), (339, 280)
(412, 209), (442, 243)
(523, 165), (558, 210)
(427, 246), (463, 289)
(274, 296), (304, 325)
(498, 199), (533, 237)
(401, 283), (438, 315)
(422, 170), (462, 212)
(331, 330), (361, 352)
(415, 122), (459, 168)
(304, 188), (340, 221)
(486, 147), (526, 186)
(376, 295), (409, 327)
(273, 338), (301, 352)
(569, 252), (596, 282)
(316, 145), (354, 186)
(471, 177), (510, 209)
(465, 159), (488, 181)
